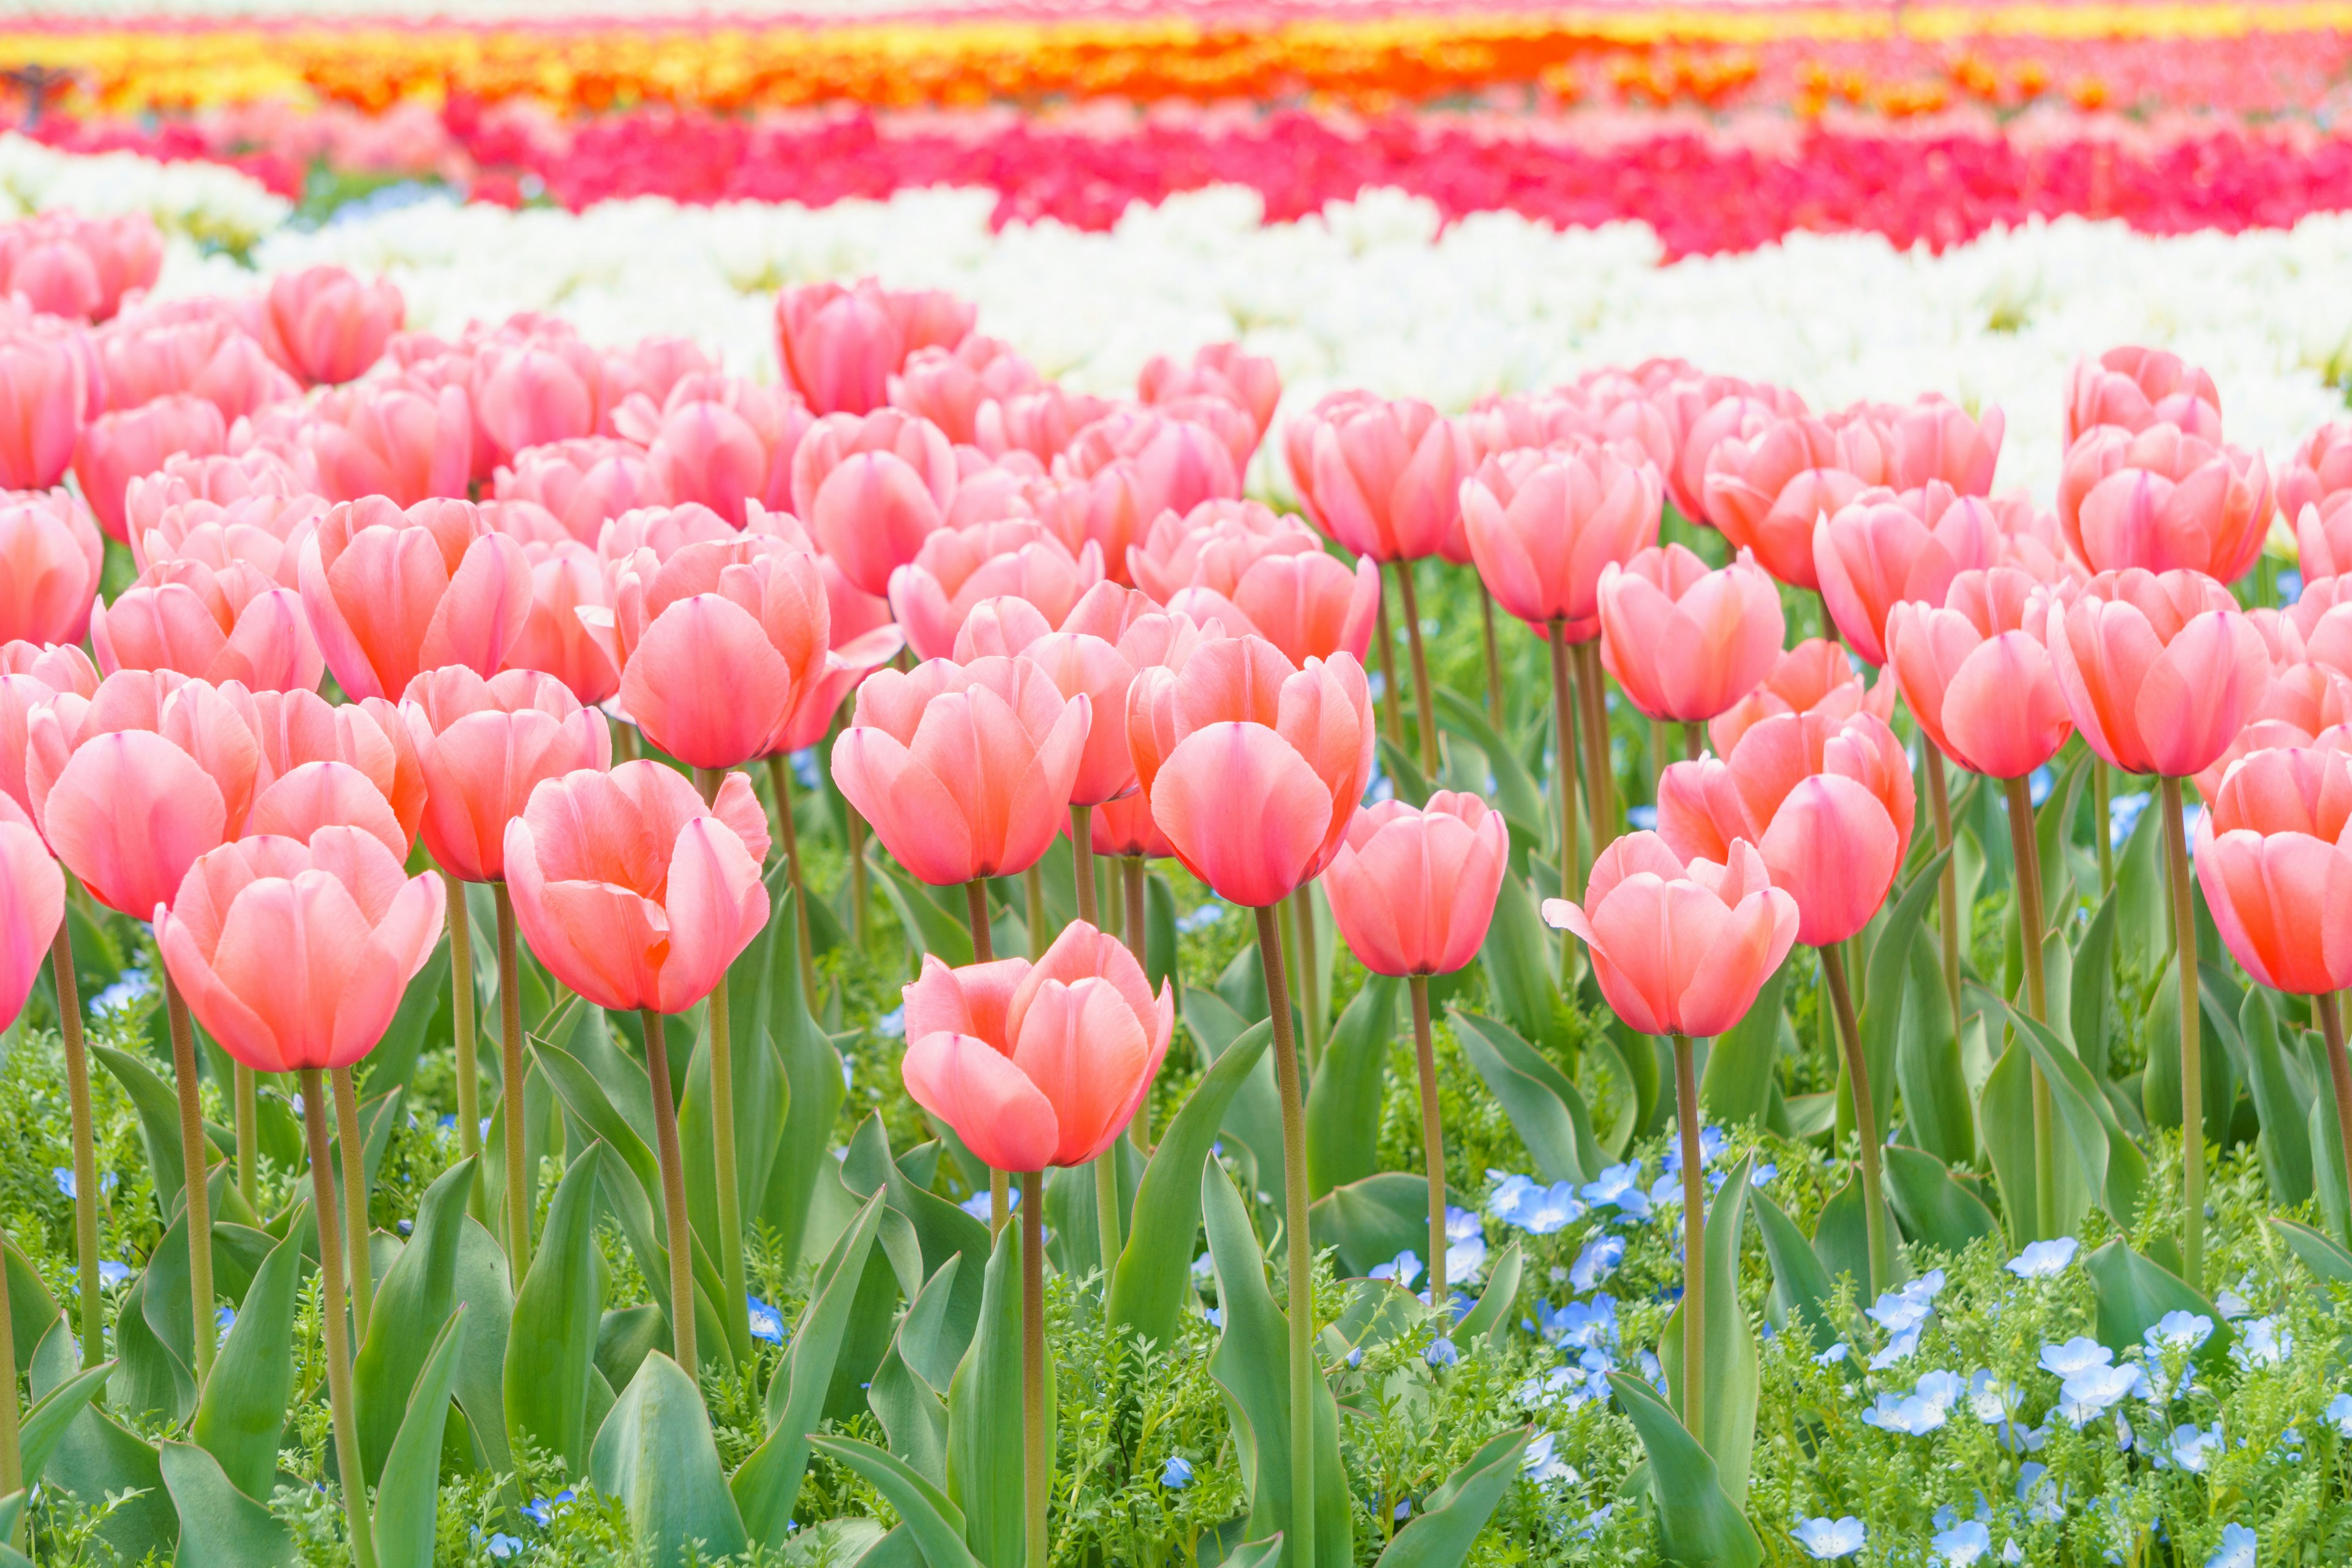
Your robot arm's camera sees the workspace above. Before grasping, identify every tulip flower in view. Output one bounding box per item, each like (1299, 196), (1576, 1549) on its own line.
(301, 496), (533, 702)
(1886, 568), (2073, 783)
(508, 539), (620, 705)
(0, 213), (159, 322)
(0, 491), (104, 649)
(1702, 410), (1888, 591)
(240, 685), (424, 851)
(93, 308), (299, 422)
(73, 393), (229, 542)
(505, 760), (771, 1371)
(976, 385), (1118, 466)
(1546, 830), (1796, 1434)
(1054, 410), (1243, 571)
(1599, 544), (1785, 749)
(1124, 499), (1316, 601)
(793, 409), (959, 597)
(608, 539), (827, 770)
(2056, 423), (2272, 581)
(888, 519), (1104, 663)
(131, 487), (321, 594)
(493, 437), (668, 545)
(158, 824), (442, 1568)
(1666, 384), (1809, 527)
(0, 799), (62, 1032)
(0, 328), (91, 490)
(1885, 397), (2003, 496)
(889, 336), (1040, 445)
(298, 380), (475, 505)
(92, 557), (323, 693)
(1325, 791), (1508, 1301)
(2064, 347), (2222, 445)
(2193, 660), (2352, 801)
(1706, 638), (1894, 758)
(1814, 483), (2004, 666)
(777, 278), (974, 416)
(1139, 343), (1280, 445)
(257, 265), (403, 387)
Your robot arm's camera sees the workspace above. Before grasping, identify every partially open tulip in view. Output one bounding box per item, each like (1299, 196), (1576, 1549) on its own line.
(1657, 708), (1914, 947)
(2193, 661), (2352, 801)
(901, 919), (1172, 1172)
(0, 490), (104, 647)
(638, 382), (811, 528)
(889, 336), (1040, 445)
(793, 409), (959, 597)
(1814, 483), (2004, 665)
(2047, 568), (2272, 778)
(1054, 410), (1243, 566)
(1325, 792), (1509, 976)
(975, 385), (1116, 466)
(2065, 347), (2222, 445)
(1702, 411), (1888, 589)
(1597, 544), (1784, 725)
(92, 557), (323, 693)
(240, 685), (424, 849)
(1665, 384), (1809, 526)
(95, 311), (298, 422)
(257, 265), (403, 387)
(1886, 567), (2074, 779)
(508, 539), (620, 704)
(1164, 548), (1377, 666)
(504, 760), (771, 1014)
(2192, 745), (2352, 994)
(1460, 440), (1662, 635)
(0, 328), (91, 490)
(608, 538), (827, 769)
(2281, 423), (2352, 540)
(301, 496), (533, 701)
(1284, 393), (1473, 563)
(1708, 638), (1895, 758)
(157, 827), (443, 1072)
(0, 644), (97, 826)
(0, 213), (159, 323)
(74, 393), (228, 541)
(777, 279), (974, 416)
(130, 481), (317, 588)
(471, 337), (628, 467)
(494, 437), (668, 545)
(0, 802), (63, 1028)
(1886, 397), (2003, 495)
(1018, 609), (1204, 810)
(402, 667), (612, 883)
(2057, 423), (2272, 581)
(1125, 499), (1313, 600)
(2296, 501), (2352, 582)
(1127, 635), (1374, 908)
(888, 519), (1102, 663)
(832, 655), (1090, 886)
(298, 380), (473, 505)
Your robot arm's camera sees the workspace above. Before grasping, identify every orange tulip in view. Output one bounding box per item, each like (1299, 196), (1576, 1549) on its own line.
(1885, 567), (2074, 780)
(1597, 543), (1784, 726)
(2046, 568), (2272, 778)
(1324, 791), (1508, 977)
(402, 667), (612, 884)
(300, 496), (533, 702)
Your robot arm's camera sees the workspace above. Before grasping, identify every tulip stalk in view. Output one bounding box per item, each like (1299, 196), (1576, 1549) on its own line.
(1923, 747), (1962, 1042)
(2313, 992), (2352, 1240)
(2001, 775), (2060, 1245)
(1024, 867), (1048, 959)
(1547, 617), (1581, 910)
(1121, 856), (1153, 1153)
(1817, 943), (1893, 1297)
(639, 1010), (697, 1376)
(492, 884), (534, 1287)
(161, 969), (216, 1384)
(1072, 805), (1123, 1279)
(1573, 641), (1616, 846)
(968, 880), (1011, 1234)
(692, 767), (753, 1358)
(1392, 562), (1441, 778)
(1253, 903), (1317, 1568)
(1293, 887), (1322, 1073)
(445, 880), (481, 1172)
(299, 1066), (377, 1568)
(333, 1065), (373, 1340)
(1020, 1167), (1049, 1568)
(846, 805), (870, 949)
(0, 1219), (19, 1548)
(1409, 976), (1447, 1309)
(2158, 775), (2204, 1288)
(2094, 761), (2114, 894)
(1683, 722), (1704, 764)
(1374, 587), (1404, 749)
(1670, 1032), (1705, 1435)
(1478, 583), (1505, 727)
(233, 1065), (257, 1207)
(763, 755), (820, 1000)
(49, 929), (102, 1369)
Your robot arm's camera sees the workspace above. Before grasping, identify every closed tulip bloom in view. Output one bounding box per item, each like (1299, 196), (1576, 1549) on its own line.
(74, 394), (228, 542)
(299, 381), (473, 505)
(2295, 501), (2352, 582)
(1597, 544), (1784, 724)
(92, 310), (297, 422)
(1164, 549), (1379, 666)
(1324, 792), (1509, 977)
(1461, 441), (1662, 635)
(1055, 410), (1243, 559)
(240, 685), (424, 848)
(1284, 391), (1474, 562)
(402, 666), (611, 883)
(832, 655), (1090, 886)
(0, 213), (159, 323)
(2193, 662), (2352, 801)
(2193, 745), (2352, 995)
(508, 538), (620, 705)
(1814, 483), (2004, 666)
(1139, 343), (1280, 442)
(0, 490), (104, 647)
(1544, 832), (1798, 1038)
(974, 385), (1117, 466)
(0, 796), (61, 1030)
(258, 265), (402, 387)
(132, 487), (318, 590)
(777, 279), (975, 417)
(494, 437), (669, 545)
(1657, 708), (1914, 946)
(0, 328), (91, 489)
(1666, 385), (1809, 527)
(2280, 423), (2352, 538)
(0, 639), (98, 693)
(1886, 567), (2074, 779)
(1018, 608), (1205, 808)
(794, 409), (959, 597)
(471, 337), (622, 467)
(1124, 499), (1319, 601)
(1127, 635), (1374, 908)
(0, 645), (97, 826)
(504, 761), (771, 1014)
(889, 336), (1040, 445)
(92, 557), (322, 693)
(300, 496), (533, 701)
(1087, 791), (1176, 859)
(2057, 423), (2272, 581)
(157, 827), (444, 1073)
(1886, 397), (2003, 496)
(2065, 347), (2222, 446)
(2047, 568), (2273, 778)
(605, 540), (824, 769)
(1702, 412), (1887, 589)
(1707, 638), (1896, 757)
(902, 919), (1173, 1171)
(887, 519), (1103, 663)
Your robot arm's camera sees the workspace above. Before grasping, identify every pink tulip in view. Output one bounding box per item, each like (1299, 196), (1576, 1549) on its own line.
(1139, 343), (1280, 445)
(2057, 423), (2272, 581)
(2296, 500), (2352, 582)
(471, 336), (630, 467)
(1125, 499), (1319, 601)
(888, 519), (1102, 663)
(239, 685), (424, 849)
(1284, 391), (1474, 562)
(777, 279), (974, 417)
(74, 394), (229, 542)
(1664, 383), (1810, 526)
(1054, 410), (1243, 581)
(0, 489), (104, 647)
(1702, 410), (1888, 589)
(1545, 832), (1797, 1038)
(124, 448), (305, 565)
(92, 557), (323, 693)
(889, 336), (1040, 445)
(1324, 791), (1509, 976)
(300, 496), (533, 701)
(0, 328), (91, 491)
(157, 827), (444, 1072)
(2192, 660), (2352, 801)
(257, 265), (403, 386)
(1461, 440), (1662, 635)
(297, 380), (473, 505)
(1885, 567), (2073, 779)
(620, 373), (812, 527)
(494, 437), (669, 545)
(2047, 568), (2273, 778)
(95, 311), (299, 423)
(0, 214), (159, 323)
(0, 643), (97, 829)
(1165, 549), (1378, 667)
(0, 802), (63, 1030)
(1597, 544), (1784, 725)
(1019, 609), (1204, 808)
(507, 538), (621, 705)
(1814, 482), (2005, 666)
(2193, 745), (2352, 995)
(1706, 638), (1896, 757)
(1885, 396), (2003, 496)
(975, 385), (1117, 466)
(793, 409), (959, 597)
(402, 666), (611, 883)
(611, 540), (829, 769)
(2065, 347), (2222, 446)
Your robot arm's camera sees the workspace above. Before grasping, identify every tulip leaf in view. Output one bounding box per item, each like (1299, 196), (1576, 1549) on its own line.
(2008, 1001), (2146, 1232)
(812, 1435), (981, 1568)
(2141, 951), (2241, 1149)
(734, 1191), (885, 1547)
(1216, 942), (1271, 1026)
(590, 1144), (731, 1378)
(1310, 1172), (1430, 1280)
(354, 1156), (475, 1483)
(1145, 872), (1179, 996)
(899, 1254), (972, 1396)
(374, 1308), (467, 1568)
(364, 942), (449, 1095)
(2070, 891), (2119, 1079)
(1203, 1160), (1352, 1568)
(480, 1064), (557, 1265)
(18, 1363), (110, 1498)
(1697, 958), (1789, 1129)
(1749, 1185), (1838, 1354)
(1659, 1156), (1758, 1504)
(1809, 1172), (1875, 1294)
(760, 883), (849, 1273)
(157, 1439), (295, 1568)
(1884, 1145), (2000, 1258)
(1477, 870), (1565, 1057)
(92, 1044), (206, 1213)
(1893, 924), (1973, 1167)
(1432, 685), (1548, 845)
(449, 1215), (516, 1475)
(1449, 1008), (1601, 1186)
(1373, 1426), (1531, 1568)
(1184, 984), (1253, 1061)
(2083, 1239), (2231, 1369)
(1606, 1373), (1764, 1568)
(1043, 1139), (1142, 1280)
(867, 853), (975, 967)
(1378, 736), (1433, 810)
(536, 1039), (662, 1209)
(869, 1338), (950, 1489)
(28, 1322), (176, 1564)
(2269, 1216), (2352, 1284)
(505, 1144), (605, 1476)
(1978, 1040), (2040, 1246)
(1187, 990), (1285, 1199)
(1223, 1539), (1286, 1568)
(1455, 1240), (1521, 1343)
(2239, 990), (2315, 1208)
(1303, 974), (1400, 1197)
(948, 1217), (1037, 1568)
(1850, 849), (1948, 1143)
(840, 1117), (989, 1376)
(192, 1228), (301, 1498)
(1107, 1017), (1272, 1350)
(590, 1352), (749, 1568)
(2311, 1095), (2351, 1246)
(2, 1237), (57, 1379)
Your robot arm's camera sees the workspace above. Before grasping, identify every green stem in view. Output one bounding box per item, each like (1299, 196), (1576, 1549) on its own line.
(1673, 1032), (1705, 1435)
(233, 1063), (255, 1209)
(1254, 903), (1317, 1568)
(1024, 866), (1047, 959)
(764, 755), (819, 1001)
(1819, 944), (1892, 1298)
(1374, 576), (1403, 749)
(1410, 977), (1446, 1310)
(1123, 857), (1153, 1153)
(446, 878), (480, 1177)
(1548, 617), (1581, 905)
(1294, 886), (1322, 1076)
(163, 970), (215, 1385)
(0, 1215), (18, 1549)
(1094, 1147), (1122, 1287)
(2160, 776), (2203, 1290)
(2004, 774), (2056, 1243)
(1072, 804), (1097, 927)
(332, 1065), (372, 1343)
(1574, 639), (1615, 848)
(2316, 993), (2352, 1248)
(1021, 1169), (1049, 1568)
(846, 803), (870, 950)
(2094, 760), (2114, 895)
(1478, 581), (1504, 728)
(50, 927), (102, 1370)
(640, 1011), (696, 1374)
(1925, 747), (1962, 1047)
(1684, 722), (1703, 763)
(492, 883), (533, 1288)
(300, 1068), (376, 1568)
(968, 880), (1010, 1237)
(1394, 560), (1440, 778)
(692, 769), (750, 1355)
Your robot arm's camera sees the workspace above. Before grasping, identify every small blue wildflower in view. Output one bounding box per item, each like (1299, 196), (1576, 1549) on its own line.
(1159, 1457), (1193, 1490)
(1793, 1517), (1865, 1560)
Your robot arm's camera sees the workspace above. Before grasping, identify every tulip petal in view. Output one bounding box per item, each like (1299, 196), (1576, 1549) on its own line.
(901, 1031), (1060, 1173)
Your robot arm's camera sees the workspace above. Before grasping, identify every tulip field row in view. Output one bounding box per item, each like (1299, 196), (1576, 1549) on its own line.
(1, 129), (2351, 1568)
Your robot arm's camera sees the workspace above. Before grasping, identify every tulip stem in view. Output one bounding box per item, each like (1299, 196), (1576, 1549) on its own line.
(49, 927), (102, 1370)
(162, 969), (215, 1385)
(1818, 943), (1891, 1298)
(1409, 976), (1447, 1311)
(1393, 560), (1441, 778)
(1295, 886), (1322, 1076)
(492, 883), (533, 1289)
(2315, 993), (2352, 1249)
(1021, 1168), (1049, 1568)
(1478, 582), (1504, 728)
(1123, 858), (1153, 1153)
(1924, 747), (1962, 1047)
(233, 1065), (255, 1209)
(846, 805), (870, 951)
(1094, 1148), (1122, 1287)
(1574, 641), (1616, 848)
(1253, 903), (1318, 1568)
(764, 755), (819, 1003)
(300, 1068), (377, 1568)
(639, 1011), (696, 1376)
(2004, 774), (2057, 1245)
(613, 720), (638, 766)
(446, 879), (481, 1177)
(1374, 580), (1404, 749)
(0, 1221), (16, 1550)
(332, 1065), (372, 1343)
(2094, 760), (2114, 895)
(691, 767), (751, 1363)
(968, 881), (1011, 1236)
(1672, 1032), (1705, 1436)
(2160, 775), (2203, 1291)
(1684, 722), (1703, 764)
(1276, 895), (1308, 1074)
(1024, 867), (1048, 959)
(1547, 617), (1581, 911)
(1072, 805), (1098, 925)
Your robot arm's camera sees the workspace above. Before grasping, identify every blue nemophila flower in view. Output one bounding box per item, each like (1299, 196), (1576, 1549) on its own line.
(875, 1006), (905, 1039)
(1814, 1342), (1849, 1366)
(1627, 804), (1658, 831)
(2233, 1316), (2290, 1369)
(1369, 1249), (1422, 1289)
(959, 1186), (1019, 1222)
(1749, 1161), (1777, 1186)
(1792, 1516), (1865, 1560)
(2017, 1464), (2068, 1523)
(1660, 1125), (1724, 1175)
(2326, 1391), (2352, 1438)
(2005, 1237), (2077, 1278)
(1934, 1519), (1992, 1567)
(2217, 1285), (2253, 1320)
(1569, 1234), (1623, 1291)
(1538, 1294), (1618, 1350)
(2108, 790), (2150, 848)
(2166, 1423), (2222, 1473)
(1425, 1336), (1458, 1368)
(748, 1297), (785, 1345)
(1174, 900), (1227, 934)
(2038, 1336), (2112, 1379)
(51, 1167), (117, 1201)
(1159, 1457), (1193, 1490)
(521, 1490), (575, 1527)
(1445, 1232), (1488, 1281)
(788, 748), (821, 791)
(97, 1260), (130, 1287)
(2059, 1363), (2142, 1426)
(1579, 1162), (1649, 1221)
(1203, 1307), (1223, 1327)
(1521, 1430), (1577, 1485)
(1488, 1172), (1585, 1234)
(2146, 1310), (2214, 1355)
(2206, 1524), (2256, 1568)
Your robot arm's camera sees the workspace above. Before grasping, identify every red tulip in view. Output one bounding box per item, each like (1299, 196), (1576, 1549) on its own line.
(1461, 440), (1662, 635)
(1814, 482), (2004, 665)
(2193, 745), (2352, 995)
(1597, 543), (1784, 725)
(1707, 637), (1896, 758)
(1885, 567), (2074, 779)
(2046, 568), (2272, 777)
(402, 666), (612, 883)
(300, 496), (533, 701)
(2057, 423), (2272, 581)
(2065, 347), (2222, 446)
(1324, 791), (1509, 976)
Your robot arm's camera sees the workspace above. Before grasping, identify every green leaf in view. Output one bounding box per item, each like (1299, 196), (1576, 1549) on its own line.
(1809, 1174), (1874, 1294)
(946, 1221), (1035, 1568)
(1372, 1427), (1531, 1568)
(1477, 872), (1563, 1054)
(1894, 924), (1973, 1167)
(192, 1229), (301, 1497)
(2311, 1092), (2350, 1246)
(590, 1353), (750, 1568)
(366, 943), (449, 1094)
(760, 891), (850, 1272)
(1203, 1161), (1351, 1568)
(1697, 960), (1788, 1128)
(2238, 991), (2315, 1207)
(1852, 850), (1949, 1141)
(1448, 1008), (1599, 1186)
(840, 1121), (989, 1381)
(29, 1322), (174, 1565)
(1978, 1041), (2039, 1247)
(2141, 952), (2241, 1149)
(93, 1044), (207, 1212)
(1885, 1145), (2000, 1258)
(157, 1439), (294, 1568)
(592, 1144), (729, 1379)
(450, 1216), (515, 1476)
(1043, 1139), (1142, 1280)
(870, 1336), (949, 1488)
(537, 1039), (662, 1210)
(1659, 1156), (1758, 1504)
(734, 1191), (886, 1547)
(374, 1309), (467, 1568)
(2070, 892), (2119, 1079)
(2084, 1239), (2231, 1369)
(899, 1256), (971, 1396)
(504, 1144), (605, 1476)
(1432, 686), (1547, 842)
(1303, 974), (1399, 1197)
(2269, 1216), (2352, 1284)
(2, 1238), (57, 1379)
(1749, 1186), (1837, 1354)
(1378, 736), (1433, 809)
(1455, 1241), (1521, 1342)
(1215, 944), (1270, 1027)
(1223, 1538), (1286, 1568)
(1145, 872), (1178, 996)
(1107, 1017), (1272, 1351)
(869, 854), (975, 967)
(1605, 1373), (1763, 1568)
(18, 1363), (109, 1494)
(354, 1156), (475, 1483)
(2008, 1002), (2146, 1231)
(1308, 1173), (1429, 1280)
(810, 1435), (981, 1568)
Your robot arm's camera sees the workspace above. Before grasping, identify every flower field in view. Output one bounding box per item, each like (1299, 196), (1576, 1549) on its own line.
(1, 0), (2351, 1566)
